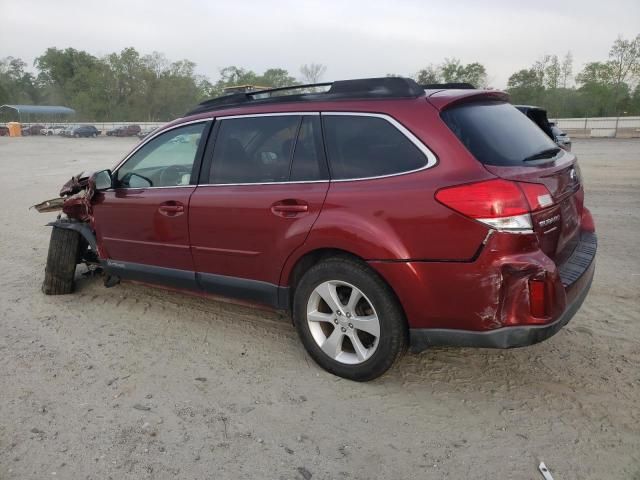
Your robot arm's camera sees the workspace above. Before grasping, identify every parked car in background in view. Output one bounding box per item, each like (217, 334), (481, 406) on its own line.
(550, 121), (572, 151)
(61, 126), (78, 137)
(106, 124), (141, 137)
(36, 78), (596, 381)
(21, 124), (45, 136)
(137, 127), (156, 139)
(41, 125), (66, 136)
(72, 125), (101, 138)
(0, 125), (9, 136)
(515, 105), (571, 151)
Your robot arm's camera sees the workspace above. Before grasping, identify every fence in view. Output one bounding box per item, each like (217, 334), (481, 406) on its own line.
(552, 116), (640, 138)
(56, 121), (166, 132)
(8, 117), (640, 139)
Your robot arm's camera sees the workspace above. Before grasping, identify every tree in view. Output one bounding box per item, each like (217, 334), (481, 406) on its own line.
(545, 55), (561, 90)
(459, 62), (488, 87)
(415, 65), (439, 84)
(560, 51), (573, 88)
(212, 66), (298, 95)
(629, 83), (640, 114)
(607, 34), (640, 115)
(218, 66), (256, 85)
(416, 59), (487, 87)
(260, 68), (298, 88)
(0, 57), (39, 105)
(507, 68), (544, 105)
(300, 63), (327, 84)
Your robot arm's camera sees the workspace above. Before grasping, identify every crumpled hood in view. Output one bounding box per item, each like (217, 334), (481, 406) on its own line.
(33, 171), (96, 223)
(59, 171), (93, 196)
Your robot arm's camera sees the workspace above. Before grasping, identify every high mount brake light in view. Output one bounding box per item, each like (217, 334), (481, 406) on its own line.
(435, 179), (553, 233)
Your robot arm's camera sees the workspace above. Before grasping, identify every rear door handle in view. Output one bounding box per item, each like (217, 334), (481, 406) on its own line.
(271, 200), (309, 217)
(158, 201), (185, 217)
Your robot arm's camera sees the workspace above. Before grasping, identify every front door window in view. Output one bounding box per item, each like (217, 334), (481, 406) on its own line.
(116, 123), (206, 188)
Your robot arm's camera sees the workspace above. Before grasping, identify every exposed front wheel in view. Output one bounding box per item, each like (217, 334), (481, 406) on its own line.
(293, 257), (407, 381)
(42, 227), (80, 295)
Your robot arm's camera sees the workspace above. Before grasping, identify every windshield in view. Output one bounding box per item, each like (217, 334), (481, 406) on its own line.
(441, 101), (559, 166)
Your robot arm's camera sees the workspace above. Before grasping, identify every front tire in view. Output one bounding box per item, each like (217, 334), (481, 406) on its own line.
(293, 257), (407, 381)
(42, 228), (80, 295)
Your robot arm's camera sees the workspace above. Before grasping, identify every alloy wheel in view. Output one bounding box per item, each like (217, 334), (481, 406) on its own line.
(306, 280), (380, 365)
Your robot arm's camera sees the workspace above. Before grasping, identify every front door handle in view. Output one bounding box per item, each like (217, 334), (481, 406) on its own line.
(271, 200), (309, 217)
(158, 201), (185, 217)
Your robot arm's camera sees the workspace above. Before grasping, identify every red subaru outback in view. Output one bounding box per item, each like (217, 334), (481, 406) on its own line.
(38, 78), (596, 381)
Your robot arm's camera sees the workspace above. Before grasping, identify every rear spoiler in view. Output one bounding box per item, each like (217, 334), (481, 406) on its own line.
(426, 90), (510, 111)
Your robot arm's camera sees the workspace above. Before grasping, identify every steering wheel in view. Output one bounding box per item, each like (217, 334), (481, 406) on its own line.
(159, 165), (191, 186)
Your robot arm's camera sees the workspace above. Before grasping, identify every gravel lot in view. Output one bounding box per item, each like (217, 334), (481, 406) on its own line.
(0, 136), (638, 479)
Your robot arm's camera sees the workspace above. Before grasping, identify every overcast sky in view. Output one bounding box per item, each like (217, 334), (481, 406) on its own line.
(2, 0), (639, 88)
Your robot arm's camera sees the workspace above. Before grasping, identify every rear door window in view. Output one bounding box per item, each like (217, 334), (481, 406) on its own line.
(322, 114), (428, 180)
(210, 115), (299, 184)
(441, 102), (560, 166)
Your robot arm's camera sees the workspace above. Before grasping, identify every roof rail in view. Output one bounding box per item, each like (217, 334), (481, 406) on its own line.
(422, 82), (476, 90)
(186, 77), (425, 115)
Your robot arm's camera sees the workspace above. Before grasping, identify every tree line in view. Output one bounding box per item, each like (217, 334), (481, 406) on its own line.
(1, 34), (638, 121)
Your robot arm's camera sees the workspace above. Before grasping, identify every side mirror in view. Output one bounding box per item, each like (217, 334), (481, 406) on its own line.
(92, 169), (113, 191)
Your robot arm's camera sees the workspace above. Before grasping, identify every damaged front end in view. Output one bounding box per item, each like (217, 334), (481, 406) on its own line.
(33, 171), (96, 221)
(33, 170), (107, 262)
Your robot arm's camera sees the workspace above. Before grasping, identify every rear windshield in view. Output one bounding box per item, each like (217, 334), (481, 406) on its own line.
(441, 101), (559, 166)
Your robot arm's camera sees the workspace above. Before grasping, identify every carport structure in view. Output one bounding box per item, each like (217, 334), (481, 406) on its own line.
(0, 104), (76, 124)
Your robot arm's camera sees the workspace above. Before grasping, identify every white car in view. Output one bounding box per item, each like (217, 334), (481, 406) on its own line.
(41, 125), (67, 136)
(61, 126), (78, 137)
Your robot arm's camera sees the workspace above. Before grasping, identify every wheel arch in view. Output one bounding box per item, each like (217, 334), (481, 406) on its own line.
(283, 248), (408, 326)
(47, 219), (97, 252)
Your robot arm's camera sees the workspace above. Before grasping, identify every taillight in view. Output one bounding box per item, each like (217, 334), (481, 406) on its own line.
(519, 182), (553, 211)
(435, 179), (553, 233)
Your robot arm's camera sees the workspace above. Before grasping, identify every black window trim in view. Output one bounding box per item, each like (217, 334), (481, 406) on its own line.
(195, 111), (438, 187)
(110, 118), (213, 190)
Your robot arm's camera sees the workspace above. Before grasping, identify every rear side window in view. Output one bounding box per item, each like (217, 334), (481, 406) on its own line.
(210, 116), (299, 184)
(322, 115), (427, 180)
(441, 102), (559, 166)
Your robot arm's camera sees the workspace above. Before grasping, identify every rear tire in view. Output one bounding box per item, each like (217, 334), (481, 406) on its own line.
(42, 228), (80, 295)
(293, 256), (407, 381)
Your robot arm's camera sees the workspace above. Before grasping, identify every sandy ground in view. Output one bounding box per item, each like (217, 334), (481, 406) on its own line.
(0, 136), (638, 480)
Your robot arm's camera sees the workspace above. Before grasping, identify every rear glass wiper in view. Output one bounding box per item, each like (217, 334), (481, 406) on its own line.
(523, 147), (561, 162)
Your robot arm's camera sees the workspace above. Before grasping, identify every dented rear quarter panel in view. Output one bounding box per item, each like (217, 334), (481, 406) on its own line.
(369, 232), (566, 330)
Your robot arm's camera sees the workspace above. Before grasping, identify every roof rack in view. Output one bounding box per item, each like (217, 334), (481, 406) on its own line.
(186, 77), (426, 115)
(421, 82), (475, 90)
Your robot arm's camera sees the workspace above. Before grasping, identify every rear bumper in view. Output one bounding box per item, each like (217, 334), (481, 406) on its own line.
(408, 231), (596, 352)
(409, 259), (594, 351)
